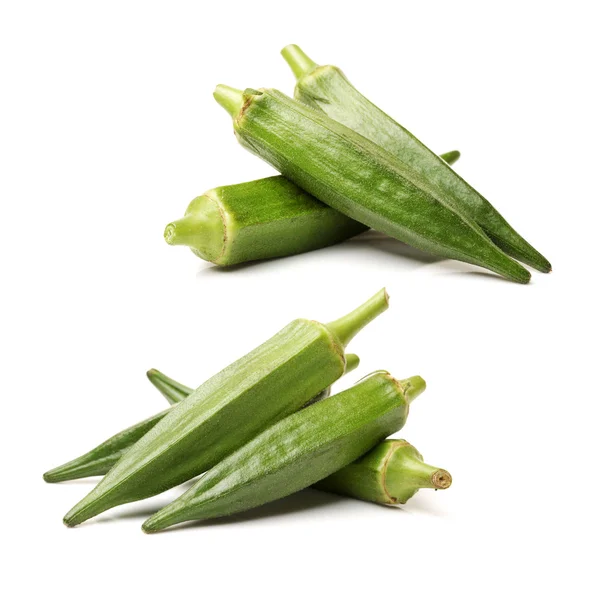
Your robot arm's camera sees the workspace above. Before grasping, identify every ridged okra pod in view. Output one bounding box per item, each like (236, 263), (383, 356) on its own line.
(214, 85), (531, 283)
(314, 439), (452, 504)
(281, 44), (550, 273)
(142, 371), (425, 531)
(147, 367), (450, 506)
(63, 290), (388, 526)
(165, 151), (460, 265)
(43, 357), (359, 483)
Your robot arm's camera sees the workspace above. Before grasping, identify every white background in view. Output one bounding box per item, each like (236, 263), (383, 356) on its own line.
(2, 1), (598, 598)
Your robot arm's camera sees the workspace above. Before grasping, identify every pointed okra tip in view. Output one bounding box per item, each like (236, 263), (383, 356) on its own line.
(43, 469), (60, 483)
(281, 44), (319, 79)
(142, 503), (184, 533)
(146, 368), (159, 381)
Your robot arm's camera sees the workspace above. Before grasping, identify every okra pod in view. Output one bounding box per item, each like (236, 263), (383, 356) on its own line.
(43, 356), (359, 483)
(142, 371), (425, 531)
(165, 150), (461, 265)
(281, 44), (550, 273)
(147, 366), (450, 506)
(63, 290), (388, 526)
(214, 85), (531, 283)
(314, 439), (452, 505)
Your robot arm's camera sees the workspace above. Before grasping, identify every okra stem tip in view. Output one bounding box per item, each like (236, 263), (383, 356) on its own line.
(397, 376), (426, 404)
(345, 353), (360, 373)
(432, 469), (452, 490)
(213, 84), (244, 118)
(326, 288), (389, 347)
(281, 44), (318, 80)
(163, 223), (177, 245)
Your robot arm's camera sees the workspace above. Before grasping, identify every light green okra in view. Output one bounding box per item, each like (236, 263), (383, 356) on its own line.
(63, 290), (388, 526)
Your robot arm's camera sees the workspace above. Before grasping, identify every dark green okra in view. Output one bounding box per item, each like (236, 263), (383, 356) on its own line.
(165, 150), (460, 266)
(148, 369), (451, 506)
(43, 357), (359, 483)
(63, 290), (388, 526)
(213, 85), (531, 283)
(142, 371), (425, 531)
(281, 44), (551, 273)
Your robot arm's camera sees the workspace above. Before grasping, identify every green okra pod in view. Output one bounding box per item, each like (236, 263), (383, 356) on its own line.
(214, 85), (531, 283)
(165, 150), (461, 266)
(147, 366), (451, 507)
(313, 439), (452, 505)
(142, 371), (425, 532)
(43, 356), (359, 484)
(63, 290), (388, 526)
(281, 44), (550, 273)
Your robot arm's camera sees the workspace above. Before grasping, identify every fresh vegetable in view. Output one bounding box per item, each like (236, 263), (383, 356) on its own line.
(147, 368), (450, 506)
(43, 356), (359, 483)
(314, 439), (451, 504)
(213, 85), (531, 283)
(63, 290), (388, 526)
(142, 371), (425, 531)
(281, 44), (551, 273)
(164, 150), (461, 265)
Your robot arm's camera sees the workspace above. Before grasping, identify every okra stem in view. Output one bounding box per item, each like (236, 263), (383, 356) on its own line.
(146, 369), (194, 405)
(326, 288), (389, 347)
(344, 353), (360, 372)
(164, 215), (203, 246)
(385, 444), (452, 500)
(396, 375), (426, 404)
(281, 44), (318, 79)
(213, 84), (244, 118)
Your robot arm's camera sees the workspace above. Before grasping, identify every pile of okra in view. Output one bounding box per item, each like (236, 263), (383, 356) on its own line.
(46, 45), (550, 531)
(47, 289), (452, 530)
(165, 44), (550, 283)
